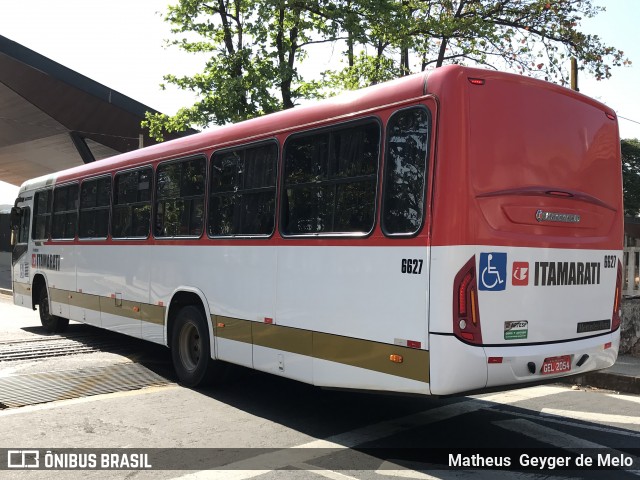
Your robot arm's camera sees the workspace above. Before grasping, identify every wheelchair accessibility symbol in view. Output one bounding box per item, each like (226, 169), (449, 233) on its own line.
(479, 253), (507, 291)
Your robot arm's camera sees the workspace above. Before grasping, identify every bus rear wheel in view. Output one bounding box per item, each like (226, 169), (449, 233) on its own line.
(171, 305), (218, 388)
(38, 288), (69, 333)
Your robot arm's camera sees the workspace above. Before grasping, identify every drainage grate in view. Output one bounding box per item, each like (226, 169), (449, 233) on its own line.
(0, 334), (140, 362)
(0, 362), (172, 408)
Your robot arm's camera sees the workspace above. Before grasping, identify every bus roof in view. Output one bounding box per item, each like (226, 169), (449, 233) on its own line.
(19, 65), (615, 193)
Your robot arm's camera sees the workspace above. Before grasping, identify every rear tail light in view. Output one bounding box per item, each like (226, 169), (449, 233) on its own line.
(453, 256), (483, 345)
(612, 259), (622, 331)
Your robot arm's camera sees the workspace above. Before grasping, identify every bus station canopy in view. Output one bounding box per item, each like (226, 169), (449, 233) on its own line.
(0, 34), (194, 187)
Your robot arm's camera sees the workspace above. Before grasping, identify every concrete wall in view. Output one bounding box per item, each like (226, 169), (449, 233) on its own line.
(621, 298), (640, 356)
(0, 213), (9, 252)
(0, 251), (10, 291)
(0, 213), (10, 290)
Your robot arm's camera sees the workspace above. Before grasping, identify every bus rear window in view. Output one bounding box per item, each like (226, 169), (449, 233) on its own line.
(382, 107), (430, 236)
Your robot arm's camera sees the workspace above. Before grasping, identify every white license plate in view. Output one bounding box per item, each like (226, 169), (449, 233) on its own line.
(541, 355), (572, 375)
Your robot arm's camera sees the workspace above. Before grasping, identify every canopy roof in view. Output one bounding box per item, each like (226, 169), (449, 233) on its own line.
(0, 34), (194, 187)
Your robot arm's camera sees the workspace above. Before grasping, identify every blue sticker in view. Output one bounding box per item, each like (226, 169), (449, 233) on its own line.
(479, 252), (507, 291)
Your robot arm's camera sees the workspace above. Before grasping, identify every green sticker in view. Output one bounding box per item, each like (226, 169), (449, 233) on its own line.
(504, 321), (528, 340)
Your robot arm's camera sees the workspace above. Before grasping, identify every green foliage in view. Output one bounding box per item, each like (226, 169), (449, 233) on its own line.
(622, 139), (640, 217)
(326, 0), (630, 91)
(144, 0), (630, 140)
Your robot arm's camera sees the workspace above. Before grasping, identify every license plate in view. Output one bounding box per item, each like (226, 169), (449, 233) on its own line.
(541, 355), (572, 375)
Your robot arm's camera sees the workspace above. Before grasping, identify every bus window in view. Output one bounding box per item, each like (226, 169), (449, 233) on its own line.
(382, 106), (430, 236)
(79, 176), (111, 239)
(155, 157), (206, 238)
(52, 183), (79, 240)
(282, 120), (380, 235)
(112, 167), (152, 239)
(32, 189), (52, 240)
(17, 207), (30, 243)
(208, 142), (277, 237)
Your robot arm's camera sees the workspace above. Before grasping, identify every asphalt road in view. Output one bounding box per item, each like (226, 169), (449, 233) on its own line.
(0, 295), (639, 480)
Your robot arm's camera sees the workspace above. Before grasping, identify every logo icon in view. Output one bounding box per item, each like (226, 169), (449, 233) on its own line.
(8, 450), (39, 469)
(512, 262), (529, 286)
(479, 253), (507, 291)
(535, 209), (581, 223)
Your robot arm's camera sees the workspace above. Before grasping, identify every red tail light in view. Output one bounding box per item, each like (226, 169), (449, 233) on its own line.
(612, 259), (622, 331)
(453, 256), (483, 344)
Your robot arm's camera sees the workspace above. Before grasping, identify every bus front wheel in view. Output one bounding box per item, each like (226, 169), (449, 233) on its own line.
(38, 288), (69, 333)
(171, 305), (218, 388)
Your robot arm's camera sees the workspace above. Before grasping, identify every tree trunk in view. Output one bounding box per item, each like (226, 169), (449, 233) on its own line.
(436, 37), (448, 68)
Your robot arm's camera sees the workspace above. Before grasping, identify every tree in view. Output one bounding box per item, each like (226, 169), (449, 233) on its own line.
(144, 0), (630, 140)
(327, 0), (630, 90)
(622, 139), (640, 217)
(143, 0), (341, 140)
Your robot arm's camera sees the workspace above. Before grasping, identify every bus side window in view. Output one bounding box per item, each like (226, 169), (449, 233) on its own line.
(79, 176), (111, 239)
(208, 142), (277, 237)
(18, 207), (31, 243)
(382, 107), (431, 236)
(112, 167), (152, 239)
(51, 183), (79, 240)
(32, 189), (52, 240)
(281, 120), (380, 236)
(155, 157), (206, 238)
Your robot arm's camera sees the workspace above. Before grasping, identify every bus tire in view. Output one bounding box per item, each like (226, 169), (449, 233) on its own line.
(171, 305), (217, 388)
(38, 287), (69, 333)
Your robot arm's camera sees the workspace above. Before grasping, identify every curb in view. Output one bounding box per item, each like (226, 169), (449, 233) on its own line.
(0, 288), (12, 297)
(560, 371), (640, 395)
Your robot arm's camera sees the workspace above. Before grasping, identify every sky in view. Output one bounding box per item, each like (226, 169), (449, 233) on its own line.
(0, 0), (639, 204)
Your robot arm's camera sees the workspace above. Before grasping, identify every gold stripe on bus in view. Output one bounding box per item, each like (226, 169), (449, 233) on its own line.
(140, 304), (166, 325)
(12, 282), (31, 296)
(59, 289), (165, 325)
(252, 322), (313, 357)
(217, 318), (429, 383)
(49, 287), (69, 304)
(313, 332), (430, 383)
(68, 291), (101, 311)
(213, 316), (253, 344)
(30, 286), (429, 382)
(99, 297), (141, 321)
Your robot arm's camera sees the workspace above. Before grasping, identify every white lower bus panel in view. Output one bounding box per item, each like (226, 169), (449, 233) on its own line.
(252, 344), (313, 385)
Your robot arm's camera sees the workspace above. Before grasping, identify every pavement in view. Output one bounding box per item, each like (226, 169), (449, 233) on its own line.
(0, 285), (638, 395)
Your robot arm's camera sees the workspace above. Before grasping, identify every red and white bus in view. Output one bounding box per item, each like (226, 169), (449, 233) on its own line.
(9, 65), (623, 395)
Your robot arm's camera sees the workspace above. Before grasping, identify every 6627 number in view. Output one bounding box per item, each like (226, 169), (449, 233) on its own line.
(401, 259), (423, 275)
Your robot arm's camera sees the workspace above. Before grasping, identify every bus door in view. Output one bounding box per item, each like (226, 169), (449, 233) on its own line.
(10, 199), (33, 308)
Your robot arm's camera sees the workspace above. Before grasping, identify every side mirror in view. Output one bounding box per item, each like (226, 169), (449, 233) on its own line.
(10, 206), (21, 229)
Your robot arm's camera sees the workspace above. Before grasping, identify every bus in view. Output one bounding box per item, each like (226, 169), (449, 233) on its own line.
(9, 65), (623, 396)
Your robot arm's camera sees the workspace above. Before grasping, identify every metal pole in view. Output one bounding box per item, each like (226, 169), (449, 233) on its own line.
(570, 58), (579, 92)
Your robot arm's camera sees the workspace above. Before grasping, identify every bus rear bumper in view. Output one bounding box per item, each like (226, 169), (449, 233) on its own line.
(484, 331), (619, 389)
(429, 331), (619, 395)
